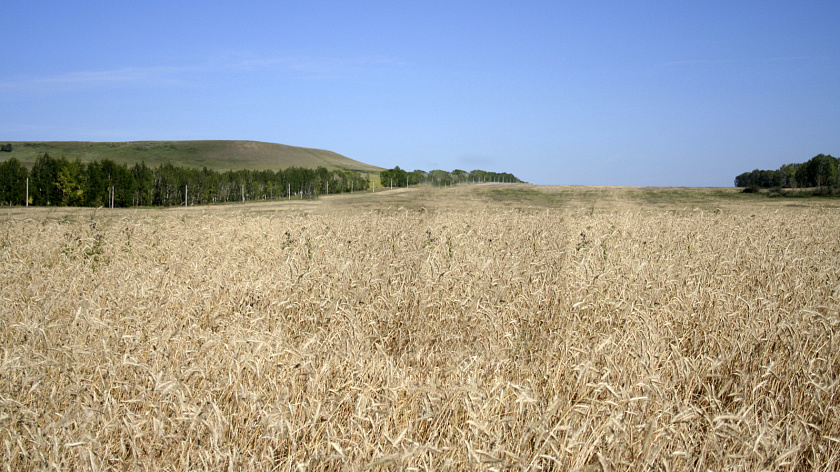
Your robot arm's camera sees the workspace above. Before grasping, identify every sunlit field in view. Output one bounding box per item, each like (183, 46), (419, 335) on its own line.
(2, 185), (838, 471)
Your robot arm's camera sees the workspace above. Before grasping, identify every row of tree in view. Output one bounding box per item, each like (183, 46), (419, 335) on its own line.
(735, 154), (839, 189)
(0, 154), (372, 207)
(0, 154), (524, 207)
(378, 166), (521, 188)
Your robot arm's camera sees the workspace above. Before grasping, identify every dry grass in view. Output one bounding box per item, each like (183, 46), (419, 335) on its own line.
(1, 189), (839, 470)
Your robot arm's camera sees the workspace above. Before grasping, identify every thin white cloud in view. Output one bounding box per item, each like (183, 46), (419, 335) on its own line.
(0, 54), (407, 95)
(663, 55), (816, 67)
(0, 65), (196, 93)
(219, 53), (407, 77)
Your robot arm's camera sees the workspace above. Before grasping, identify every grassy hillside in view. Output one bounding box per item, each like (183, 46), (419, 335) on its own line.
(0, 140), (384, 173)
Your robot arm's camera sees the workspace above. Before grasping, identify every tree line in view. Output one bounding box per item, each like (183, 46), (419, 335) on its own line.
(0, 153), (372, 207)
(0, 154), (524, 207)
(735, 154), (839, 189)
(378, 166), (522, 188)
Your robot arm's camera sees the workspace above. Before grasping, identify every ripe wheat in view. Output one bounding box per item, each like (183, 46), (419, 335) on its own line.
(1, 204), (838, 470)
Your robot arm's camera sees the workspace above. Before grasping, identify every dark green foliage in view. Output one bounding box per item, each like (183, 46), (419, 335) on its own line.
(1, 143), (13, 152)
(795, 154), (838, 189)
(408, 170), (426, 185)
(736, 154), (838, 189)
(131, 162), (155, 206)
(30, 153), (63, 205)
(0, 156), (522, 207)
(0, 155), (372, 207)
(428, 169), (454, 186)
(467, 169), (521, 184)
(382, 167), (523, 187)
(380, 166), (409, 187)
(0, 158), (28, 205)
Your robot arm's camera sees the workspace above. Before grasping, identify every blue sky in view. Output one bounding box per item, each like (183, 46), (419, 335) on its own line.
(2, 1), (838, 186)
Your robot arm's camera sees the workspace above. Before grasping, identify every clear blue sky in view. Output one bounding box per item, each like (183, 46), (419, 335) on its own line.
(2, 1), (838, 186)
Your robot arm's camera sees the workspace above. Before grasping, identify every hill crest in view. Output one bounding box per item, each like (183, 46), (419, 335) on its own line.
(1, 140), (383, 173)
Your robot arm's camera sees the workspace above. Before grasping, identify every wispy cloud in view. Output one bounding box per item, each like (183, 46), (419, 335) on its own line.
(221, 54), (407, 78)
(0, 54), (406, 94)
(663, 55), (816, 68)
(0, 65), (197, 93)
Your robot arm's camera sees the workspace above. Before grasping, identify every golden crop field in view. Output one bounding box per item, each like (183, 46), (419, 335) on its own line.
(1, 185), (839, 471)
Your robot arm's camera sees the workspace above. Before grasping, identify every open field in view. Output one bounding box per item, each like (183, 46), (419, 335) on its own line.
(0, 140), (384, 173)
(1, 186), (839, 470)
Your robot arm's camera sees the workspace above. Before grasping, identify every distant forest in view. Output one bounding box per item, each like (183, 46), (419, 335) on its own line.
(735, 154), (839, 190)
(0, 152), (521, 207)
(379, 166), (521, 188)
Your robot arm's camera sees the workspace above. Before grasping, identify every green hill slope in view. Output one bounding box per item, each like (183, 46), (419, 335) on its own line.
(1, 140), (384, 173)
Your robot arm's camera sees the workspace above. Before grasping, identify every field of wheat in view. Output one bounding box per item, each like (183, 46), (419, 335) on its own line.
(1, 191), (839, 471)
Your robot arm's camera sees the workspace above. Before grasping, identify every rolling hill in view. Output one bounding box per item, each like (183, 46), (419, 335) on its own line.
(0, 140), (384, 174)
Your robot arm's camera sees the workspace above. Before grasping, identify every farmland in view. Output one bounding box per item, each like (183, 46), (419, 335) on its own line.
(1, 185), (839, 471)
